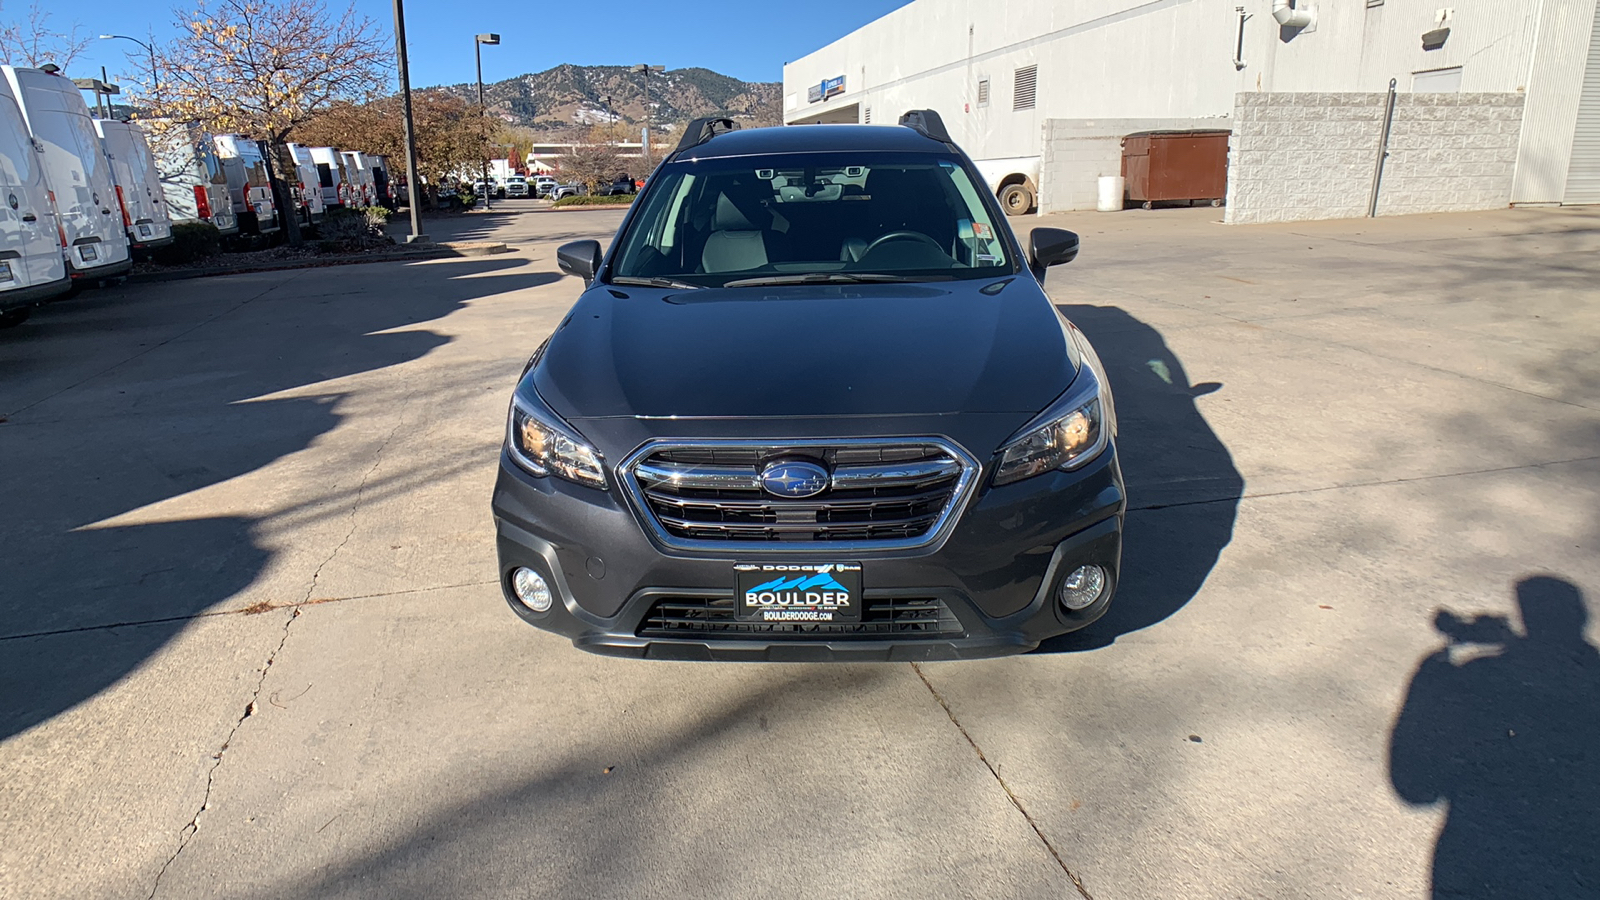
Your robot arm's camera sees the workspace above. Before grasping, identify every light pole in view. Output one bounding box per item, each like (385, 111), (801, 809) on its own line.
(631, 64), (664, 169)
(475, 33), (500, 210)
(392, 0), (428, 243)
(99, 34), (158, 93)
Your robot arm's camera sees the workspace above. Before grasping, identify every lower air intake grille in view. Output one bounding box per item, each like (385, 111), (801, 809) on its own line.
(639, 596), (964, 639)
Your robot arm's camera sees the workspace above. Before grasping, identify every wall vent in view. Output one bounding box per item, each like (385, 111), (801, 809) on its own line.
(1013, 65), (1037, 111)
(863, 106), (872, 124)
(977, 78), (990, 108)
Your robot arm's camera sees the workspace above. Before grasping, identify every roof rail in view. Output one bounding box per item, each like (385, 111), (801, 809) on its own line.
(673, 117), (739, 154)
(898, 109), (952, 144)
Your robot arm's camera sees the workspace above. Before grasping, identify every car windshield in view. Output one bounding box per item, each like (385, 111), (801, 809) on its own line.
(609, 151), (1013, 288)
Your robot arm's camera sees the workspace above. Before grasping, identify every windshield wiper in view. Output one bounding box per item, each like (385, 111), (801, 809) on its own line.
(722, 272), (944, 288)
(609, 276), (707, 290)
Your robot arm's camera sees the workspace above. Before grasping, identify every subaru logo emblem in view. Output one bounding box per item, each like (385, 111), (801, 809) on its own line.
(760, 460), (830, 498)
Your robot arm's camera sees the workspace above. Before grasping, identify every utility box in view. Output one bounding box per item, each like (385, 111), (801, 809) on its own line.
(1120, 131), (1230, 208)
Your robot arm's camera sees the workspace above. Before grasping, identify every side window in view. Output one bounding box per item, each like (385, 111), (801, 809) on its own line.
(942, 163), (1004, 267)
(655, 173), (696, 254)
(618, 172), (696, 273)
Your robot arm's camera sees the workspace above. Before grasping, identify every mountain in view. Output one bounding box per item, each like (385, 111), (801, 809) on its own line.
(432, 64), (782, 134)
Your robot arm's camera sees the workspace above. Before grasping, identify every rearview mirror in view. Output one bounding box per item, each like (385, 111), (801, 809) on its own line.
(557, 240), (603, 284)
(1029, 228), (1080, 276)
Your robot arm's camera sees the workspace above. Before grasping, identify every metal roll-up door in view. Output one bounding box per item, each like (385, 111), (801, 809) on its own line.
(1565, 3), (1600, 204)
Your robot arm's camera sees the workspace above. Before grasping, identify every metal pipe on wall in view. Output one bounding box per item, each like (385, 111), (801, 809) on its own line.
(1233, 6), (1251, 70)
(1368, 78), (1398, 218)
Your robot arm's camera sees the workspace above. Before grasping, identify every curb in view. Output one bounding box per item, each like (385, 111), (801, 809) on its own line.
(543, 204), (635, 212)
(125, 242), (509, 284)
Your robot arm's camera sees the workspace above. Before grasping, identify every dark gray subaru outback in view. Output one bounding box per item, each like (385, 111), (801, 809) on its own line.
(493, 111), (1124, 660)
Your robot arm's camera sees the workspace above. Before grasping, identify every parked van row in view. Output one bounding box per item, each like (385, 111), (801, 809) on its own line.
(1, 62), (399, 327)
(0, 64), (152, 323)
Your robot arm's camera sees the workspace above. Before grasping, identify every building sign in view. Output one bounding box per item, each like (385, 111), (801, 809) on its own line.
(808, 75), (846, 103)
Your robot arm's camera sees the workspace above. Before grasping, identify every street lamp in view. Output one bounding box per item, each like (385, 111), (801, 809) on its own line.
(631, 64), (664, 169)
(475, 33), (500, 210)
(98, 34), (158, 92)
(392, 0), (429, 243)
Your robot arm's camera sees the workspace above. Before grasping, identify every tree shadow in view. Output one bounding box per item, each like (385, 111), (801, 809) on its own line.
(0, 257), (559, 742)
(1037, 304), (1243, 651)
(1389, 575), (1600, 898)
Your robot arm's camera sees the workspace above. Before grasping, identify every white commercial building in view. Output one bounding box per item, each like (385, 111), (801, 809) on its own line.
(783, 0), (1600, 222)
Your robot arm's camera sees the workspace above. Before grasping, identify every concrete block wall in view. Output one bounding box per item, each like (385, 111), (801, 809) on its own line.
(1225, 92), (1525, 225)
(1039, 118), (1229, 213)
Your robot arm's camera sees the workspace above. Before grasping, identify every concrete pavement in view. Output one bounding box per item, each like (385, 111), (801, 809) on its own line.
(2, 203), (1596, 898)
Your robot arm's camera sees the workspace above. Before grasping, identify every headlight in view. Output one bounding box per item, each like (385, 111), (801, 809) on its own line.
(506, 392), (607, 489)
(992, 328), (1113, 486)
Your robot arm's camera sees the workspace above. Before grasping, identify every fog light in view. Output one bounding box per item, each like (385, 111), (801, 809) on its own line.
(1058, 565), (1106, 611)
(511, 567), (553, 612)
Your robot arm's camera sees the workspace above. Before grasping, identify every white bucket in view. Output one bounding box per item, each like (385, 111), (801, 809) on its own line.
(1097, 175), (1125, 212)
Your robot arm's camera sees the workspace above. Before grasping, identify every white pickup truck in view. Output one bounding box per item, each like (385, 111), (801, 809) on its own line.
(974, 156), (1042, 218)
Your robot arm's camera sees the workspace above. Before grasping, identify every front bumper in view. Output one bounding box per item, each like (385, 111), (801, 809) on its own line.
(492, 443), (1125, 661)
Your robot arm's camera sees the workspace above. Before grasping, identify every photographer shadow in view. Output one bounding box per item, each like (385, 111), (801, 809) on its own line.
(1389, 575), (1600, 898)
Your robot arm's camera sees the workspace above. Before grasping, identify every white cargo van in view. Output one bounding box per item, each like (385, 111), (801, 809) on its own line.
(94, 119), (173, 253)
(285, 143), (326, 225)
(341, 151), (374, 207)
(1, 65), (132, 283)
(308, 146), (350, 208)
(212, 134), (279, 235)
(365, 153), (393, 208)
(148, 120), (239, 236)
(0, 72), (69, 323)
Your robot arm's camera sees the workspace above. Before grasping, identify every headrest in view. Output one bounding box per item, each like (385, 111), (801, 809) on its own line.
(713, 193), (757, 230)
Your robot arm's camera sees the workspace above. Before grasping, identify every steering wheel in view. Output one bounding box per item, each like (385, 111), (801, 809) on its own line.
(863, 230), (943, 256)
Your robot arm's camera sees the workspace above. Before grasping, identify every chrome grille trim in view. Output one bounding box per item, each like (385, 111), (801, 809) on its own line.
(619, 437), (981, 553)
(829, 459), (963, 488)
(634, 460), (761, 491)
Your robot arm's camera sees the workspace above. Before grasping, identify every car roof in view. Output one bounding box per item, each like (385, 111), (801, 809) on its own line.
(676, 123), (950, 160)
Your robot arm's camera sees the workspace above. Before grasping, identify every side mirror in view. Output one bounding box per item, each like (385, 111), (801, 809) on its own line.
(1029, 228), (1080, 275)
(556, 240), (602, 284)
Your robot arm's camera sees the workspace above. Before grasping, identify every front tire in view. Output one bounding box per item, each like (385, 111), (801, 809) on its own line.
(999, 183), (1034, 217)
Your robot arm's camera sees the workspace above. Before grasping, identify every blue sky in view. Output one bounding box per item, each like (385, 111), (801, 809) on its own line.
(42, 0), (911, 91)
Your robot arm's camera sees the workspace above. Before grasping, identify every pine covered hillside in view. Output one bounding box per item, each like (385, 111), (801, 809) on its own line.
(434, 64), (782, 133)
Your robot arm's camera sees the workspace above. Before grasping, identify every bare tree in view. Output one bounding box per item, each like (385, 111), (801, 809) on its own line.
(136, 0), (390, 145)
(132, 0), (390, 243)
(0, 2), (90, 68)
(560, 144), (622, 192)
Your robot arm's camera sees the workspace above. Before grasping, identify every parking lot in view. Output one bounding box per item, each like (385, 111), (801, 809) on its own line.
(3, 203), (1597, 899)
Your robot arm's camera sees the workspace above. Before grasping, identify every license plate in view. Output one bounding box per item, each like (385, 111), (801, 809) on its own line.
(736, 563), (862, 623)
(80, 244), (98, 261)
(138, 224), (152, 237)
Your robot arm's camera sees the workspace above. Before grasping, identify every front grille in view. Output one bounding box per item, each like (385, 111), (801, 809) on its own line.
(638, 595), (964, 639)
(624, 440), (976, 548)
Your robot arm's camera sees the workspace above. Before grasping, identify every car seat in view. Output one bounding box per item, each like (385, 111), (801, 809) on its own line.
(701, 192), (785, 273)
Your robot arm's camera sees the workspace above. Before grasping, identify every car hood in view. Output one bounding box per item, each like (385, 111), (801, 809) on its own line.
(532, 281), (1075, 421)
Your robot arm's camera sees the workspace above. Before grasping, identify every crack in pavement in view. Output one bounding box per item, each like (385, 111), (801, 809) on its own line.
(143, 377), (424, 897)
(297, 379), (420, 605)
(1128, 451), (1600, 513)
(0, 579), (499, 643)
(911, 662), (1095, 900)
(145, 605), (299, 899)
